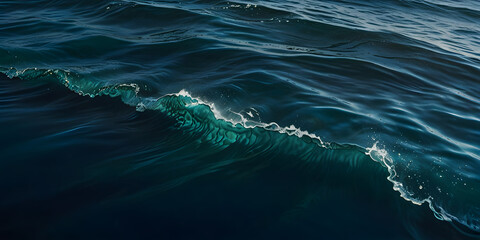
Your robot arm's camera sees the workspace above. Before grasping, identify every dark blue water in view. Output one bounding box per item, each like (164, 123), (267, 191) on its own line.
(1, 0), (480, 239)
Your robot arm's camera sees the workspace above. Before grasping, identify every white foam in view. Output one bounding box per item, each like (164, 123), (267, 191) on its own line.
(365, 142), (456, 225)
(169, 89), (325, 146)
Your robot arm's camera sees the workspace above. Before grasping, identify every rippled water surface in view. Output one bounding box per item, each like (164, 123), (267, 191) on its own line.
(1, 0), (480, 239)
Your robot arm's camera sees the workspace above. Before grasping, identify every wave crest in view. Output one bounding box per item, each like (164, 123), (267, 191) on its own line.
(2, 66), (479, 233)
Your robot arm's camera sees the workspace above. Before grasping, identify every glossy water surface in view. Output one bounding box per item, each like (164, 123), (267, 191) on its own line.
(1, 0), (480, 239)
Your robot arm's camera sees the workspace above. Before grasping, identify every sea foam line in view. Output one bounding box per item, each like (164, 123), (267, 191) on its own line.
(2, 66), (478, 232)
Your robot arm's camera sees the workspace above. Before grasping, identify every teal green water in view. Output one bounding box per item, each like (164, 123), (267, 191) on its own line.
(1, 0), (480, 239)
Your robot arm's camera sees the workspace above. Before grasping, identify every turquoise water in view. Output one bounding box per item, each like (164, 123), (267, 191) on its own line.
(1, 0), (480, 239)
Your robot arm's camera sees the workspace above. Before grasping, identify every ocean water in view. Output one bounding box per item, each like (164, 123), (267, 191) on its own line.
(1, 0), (480, 239)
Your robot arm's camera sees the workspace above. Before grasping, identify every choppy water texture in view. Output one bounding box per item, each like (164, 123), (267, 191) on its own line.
(1, 0), (480, 239)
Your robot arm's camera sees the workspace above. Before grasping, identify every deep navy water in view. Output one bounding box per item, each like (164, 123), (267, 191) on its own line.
(1, 0), (480, 239)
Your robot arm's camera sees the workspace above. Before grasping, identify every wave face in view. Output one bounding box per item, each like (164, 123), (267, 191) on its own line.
(1, 0), (480, 239)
